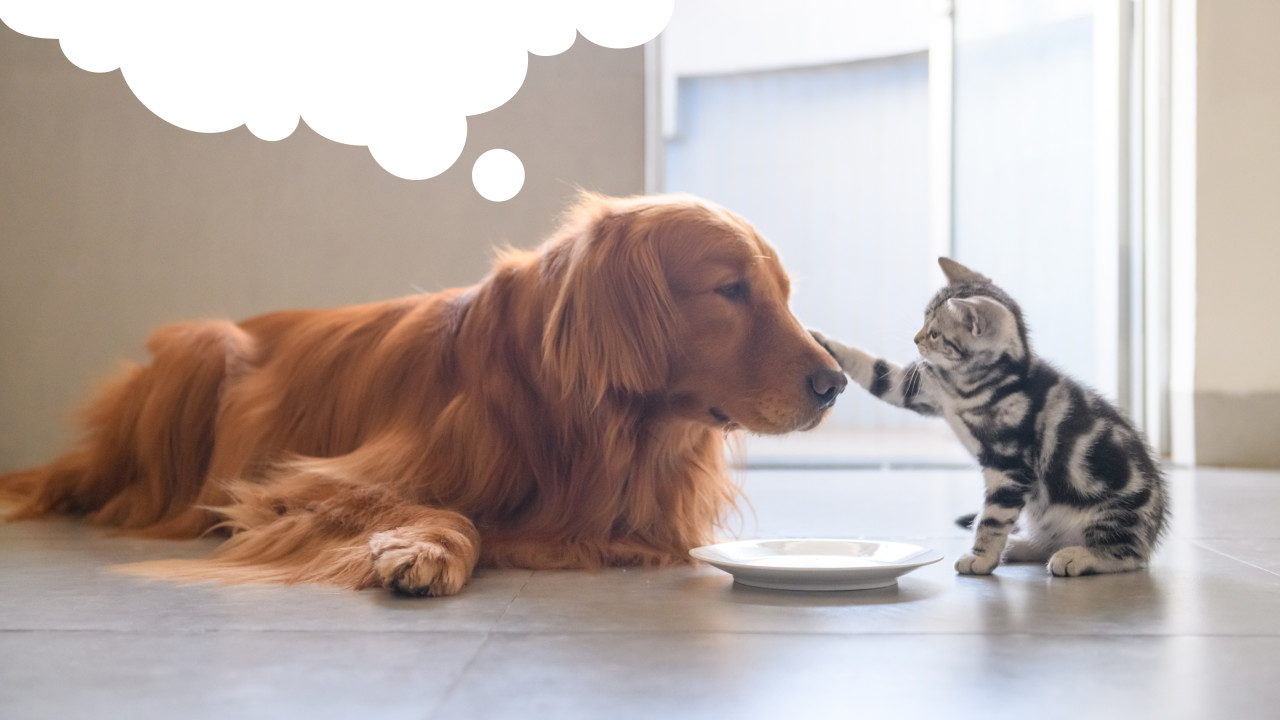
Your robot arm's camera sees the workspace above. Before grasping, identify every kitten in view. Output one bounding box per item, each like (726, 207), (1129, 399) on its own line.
(812, 257), (1167, 576)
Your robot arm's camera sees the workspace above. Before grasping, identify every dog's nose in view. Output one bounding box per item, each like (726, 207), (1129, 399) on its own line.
(808, 368), (847, 408)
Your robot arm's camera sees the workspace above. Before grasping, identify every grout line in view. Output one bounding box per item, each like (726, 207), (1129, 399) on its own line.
(490, 569), (535, 630)
(5, 627), (1277, 640)
(735, 461), (977, 471)
(463, 627), (1280, 639)
(1189, 539), (1280, 579)
(421, 632), (494, 720)
(0, 627), (489, 636)
(421, 569), (536, 720)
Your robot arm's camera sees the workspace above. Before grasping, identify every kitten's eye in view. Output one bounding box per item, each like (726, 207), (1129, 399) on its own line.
(715, 281), (750, 302)
(929, 330), (939, 340)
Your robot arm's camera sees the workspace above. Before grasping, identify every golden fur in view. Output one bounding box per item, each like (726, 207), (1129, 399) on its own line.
(0, 193), (845, 596)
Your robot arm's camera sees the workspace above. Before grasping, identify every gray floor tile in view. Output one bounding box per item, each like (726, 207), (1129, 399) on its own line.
(496, 536), (1280, 636)
(0, 630), (485, 720)
(1165, 467), (1280, 538)
(735, 468), (977, 539)
(437, 633), (1280, 720)
(1193, 538), (1280, 575)
(0, 519), (532, 632)
(0, 568), (532, 633)
(3, 465), (1280, 720)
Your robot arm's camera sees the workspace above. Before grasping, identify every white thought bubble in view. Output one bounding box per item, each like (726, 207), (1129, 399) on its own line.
(0, 0), (674, 199)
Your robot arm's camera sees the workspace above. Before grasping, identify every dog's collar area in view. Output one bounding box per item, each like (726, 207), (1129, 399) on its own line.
(711, 407), (742, 427)
(709, 408), (741, 430)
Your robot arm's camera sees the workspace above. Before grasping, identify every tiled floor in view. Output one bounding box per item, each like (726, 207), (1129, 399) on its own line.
(2, 466), (1278, 720)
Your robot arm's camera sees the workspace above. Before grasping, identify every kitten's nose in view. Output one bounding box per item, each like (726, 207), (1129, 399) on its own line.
(808, 368), (847, 409)
(914, 330), (926, 345)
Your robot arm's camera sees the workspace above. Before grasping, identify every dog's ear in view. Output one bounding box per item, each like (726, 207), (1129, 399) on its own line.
(544, 200), (679, 407)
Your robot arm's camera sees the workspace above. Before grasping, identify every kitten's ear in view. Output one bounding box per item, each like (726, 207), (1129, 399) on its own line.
(946, 297), (990, 336)
(938, 257), (989, 285)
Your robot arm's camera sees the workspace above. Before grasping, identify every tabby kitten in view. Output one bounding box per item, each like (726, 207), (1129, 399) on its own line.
(812, 258), (1167, 576)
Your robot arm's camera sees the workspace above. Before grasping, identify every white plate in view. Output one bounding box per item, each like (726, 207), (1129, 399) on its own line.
(690, 538), (944, 591)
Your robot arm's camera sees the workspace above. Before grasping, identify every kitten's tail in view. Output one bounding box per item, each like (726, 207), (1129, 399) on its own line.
(955, 513), (977, 530)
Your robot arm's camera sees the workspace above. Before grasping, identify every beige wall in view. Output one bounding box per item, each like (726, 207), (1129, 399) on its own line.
(0, 24), (645, 471)
(1194, 0), (1280, 466)
(7, 7), (1280, 471)
(1196, 0), (1280, 394)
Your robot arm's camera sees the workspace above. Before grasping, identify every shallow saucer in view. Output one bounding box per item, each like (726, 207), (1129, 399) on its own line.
(690, 538), (944, 591)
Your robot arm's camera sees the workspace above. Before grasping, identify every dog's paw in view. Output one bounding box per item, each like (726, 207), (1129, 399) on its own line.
(369, 529), (470, 596)
(955, 552), (999, 575)
(1048, 546), (1098, 577)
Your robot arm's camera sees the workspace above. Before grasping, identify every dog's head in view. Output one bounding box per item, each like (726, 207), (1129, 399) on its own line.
(544, 192), (844, 434)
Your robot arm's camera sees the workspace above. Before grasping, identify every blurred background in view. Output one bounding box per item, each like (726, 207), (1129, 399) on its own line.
(661, 0), (1106, 465)
(1, 0), (1276, 471)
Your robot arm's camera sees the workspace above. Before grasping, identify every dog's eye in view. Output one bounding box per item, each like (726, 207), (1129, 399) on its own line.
(715, 281), (749, 302)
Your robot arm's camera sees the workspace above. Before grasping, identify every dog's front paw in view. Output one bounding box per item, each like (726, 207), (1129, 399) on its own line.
(369, 529), (471, 596)
(955, 552), (999, 575)
(1048, 546), (1098, 577)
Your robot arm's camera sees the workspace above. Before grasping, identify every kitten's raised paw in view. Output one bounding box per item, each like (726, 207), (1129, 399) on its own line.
(955, 552), (998, 575)
(1048, 546), (1098, 577)
(809, 329), (837, 357)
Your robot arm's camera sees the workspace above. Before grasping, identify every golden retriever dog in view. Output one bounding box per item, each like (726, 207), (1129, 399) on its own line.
(0, 192), (845, 596)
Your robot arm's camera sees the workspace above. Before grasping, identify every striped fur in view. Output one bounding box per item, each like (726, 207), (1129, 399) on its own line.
(814, 257), (1167, 577)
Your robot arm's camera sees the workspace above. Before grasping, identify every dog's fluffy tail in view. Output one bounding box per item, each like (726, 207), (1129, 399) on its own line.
(3, 321), (250, 538)
(0, 467), (43, 510)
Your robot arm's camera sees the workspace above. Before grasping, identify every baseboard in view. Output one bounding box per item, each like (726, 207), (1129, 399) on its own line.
(1194, 390), (1280, 469)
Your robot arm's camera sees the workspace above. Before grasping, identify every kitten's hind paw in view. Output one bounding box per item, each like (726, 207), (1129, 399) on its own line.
(955, 552), (998, 575)
(1048, 546), (1098, 577)
(1048, 546), (1146, 576)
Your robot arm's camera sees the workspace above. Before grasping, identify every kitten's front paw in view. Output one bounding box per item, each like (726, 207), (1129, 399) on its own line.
(809, 329), (838, 358)
(955, 552), (999, 575)
(1048, 546), (1098, 577)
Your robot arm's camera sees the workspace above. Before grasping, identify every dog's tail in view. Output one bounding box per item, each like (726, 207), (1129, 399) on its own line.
(955, 512), (977, 530)
(0, 467), (43, 509)
(2, 321), (250, 538)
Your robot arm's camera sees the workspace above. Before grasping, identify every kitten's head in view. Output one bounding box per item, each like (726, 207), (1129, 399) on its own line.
(915, 258), (1030, 372)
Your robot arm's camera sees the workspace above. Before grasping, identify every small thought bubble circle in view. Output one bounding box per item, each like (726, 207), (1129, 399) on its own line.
(472, 149), (525, 202)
